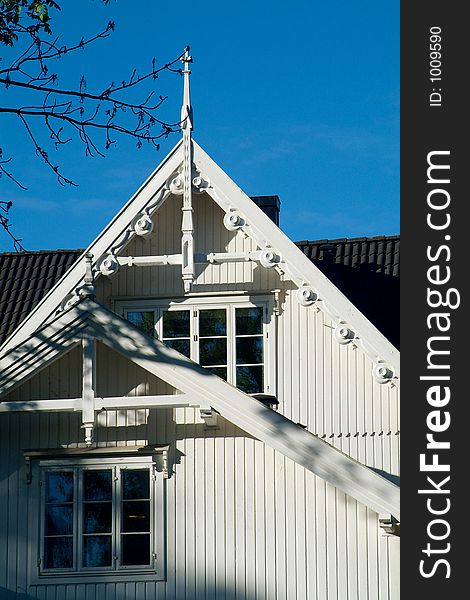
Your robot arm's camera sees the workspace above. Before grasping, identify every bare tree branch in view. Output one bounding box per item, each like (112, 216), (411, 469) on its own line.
(1, 1), (185, 251)
(0, 200), (26, 252)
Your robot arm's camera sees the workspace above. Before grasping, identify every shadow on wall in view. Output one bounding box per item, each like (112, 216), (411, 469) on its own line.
(0, 586), (258, 600)
(0, 589), (37, 600)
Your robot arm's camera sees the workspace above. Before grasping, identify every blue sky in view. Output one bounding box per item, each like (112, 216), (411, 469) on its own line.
(0, 0), (399, 251)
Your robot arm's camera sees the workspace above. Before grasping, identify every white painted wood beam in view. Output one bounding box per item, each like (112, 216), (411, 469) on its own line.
(0, 399), (81, 412)
(181, 47), (194, 293)
(113, 251), (265, 268)
(0, 394), (195, 413)
(95, 394), (194, 410)
(116, 254), (182, 267)
(86, 300), (400, 519)
(81, 337), (96, 445)
(1, 298), (399, 518)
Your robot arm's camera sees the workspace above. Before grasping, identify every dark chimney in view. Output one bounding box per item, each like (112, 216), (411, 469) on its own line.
(250, 195), (281, 226)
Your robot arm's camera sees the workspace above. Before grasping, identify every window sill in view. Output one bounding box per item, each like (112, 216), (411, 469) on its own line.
(31, 569), (165, 586)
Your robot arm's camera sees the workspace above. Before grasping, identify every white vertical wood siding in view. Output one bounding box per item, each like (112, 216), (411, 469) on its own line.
(1, 343), (175, 402)
(0, 411), (399, 599)
(1, 344), (82, 401)
(96, 192), (399, 478)
(0, 192), (400, 598)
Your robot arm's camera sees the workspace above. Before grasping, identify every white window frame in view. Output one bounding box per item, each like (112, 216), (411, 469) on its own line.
(116, 295), (277, 396)
(28, 452), (166, 585)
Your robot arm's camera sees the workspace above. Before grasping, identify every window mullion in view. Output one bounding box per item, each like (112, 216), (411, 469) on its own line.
(150, 465), (155, 568)
(228, 305), (236, 385)
(264, 303), (270, 393)
(192, 306), (199, 362)
(39, 470), (45, 571)
(155, 308), (161, 340)
(115, 465), (122, 570)
(76, 466), (81, 573)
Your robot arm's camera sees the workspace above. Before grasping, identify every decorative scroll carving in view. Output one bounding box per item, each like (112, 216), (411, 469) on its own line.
(99, 254), (120, 276)
(223, 209), (245, 231)
(133, 214), (154, 236)
(373, 362), (394, 384)
(259, 248), (280, 269)
(334, 324), (355, 345)
(296, 286), (317, 306)
(169, 174), (184, 195)
(192, 173), (209, 193)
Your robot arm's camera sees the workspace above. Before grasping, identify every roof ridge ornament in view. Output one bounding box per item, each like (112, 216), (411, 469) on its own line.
(181, 46), (193, 130)
(180, 46), (194, 293)
(78, 252), (96, 299)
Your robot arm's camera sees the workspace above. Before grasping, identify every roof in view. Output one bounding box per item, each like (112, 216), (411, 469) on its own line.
(0, 249), (83, 345)
(0, 234), (400, 347)
(296, 236), (400, 349)
(296, 235), (399, 277)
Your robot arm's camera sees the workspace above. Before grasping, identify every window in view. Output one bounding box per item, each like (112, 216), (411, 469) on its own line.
(234, 307), (264, 394)
(127, 311), (155, 337)
(35, 455), (164, 578)
(120, 298), (274, 395)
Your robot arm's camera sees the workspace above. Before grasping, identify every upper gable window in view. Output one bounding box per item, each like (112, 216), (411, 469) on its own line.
(127, 311), (155, 337)
(118, 298), (274, 395)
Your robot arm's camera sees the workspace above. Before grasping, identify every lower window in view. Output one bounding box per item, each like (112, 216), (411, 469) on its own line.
(39, 456), (159, 575)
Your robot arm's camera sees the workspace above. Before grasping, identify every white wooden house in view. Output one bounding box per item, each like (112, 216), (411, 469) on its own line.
(0, 51), (400, 599)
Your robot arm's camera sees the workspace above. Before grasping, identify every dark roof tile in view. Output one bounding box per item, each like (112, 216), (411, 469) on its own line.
(0, 235), (400, 348)
(295, 235), (400, 348)
(0, 250), (83, 345)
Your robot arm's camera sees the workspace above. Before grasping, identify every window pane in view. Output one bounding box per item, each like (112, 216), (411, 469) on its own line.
(236, 337), (263, 365)
(127, 311), (155, 336)
(236, 366), (264, 394)
(82, 535), (112, 568)
(122, 501), (150, 532)
(46, 471), (74, 503)
(199, 339), (227, 366)
(83, 503), (112, 534)
(163, 310), (190, 338)
(165, 338), (190, 357)
(46, 505), (73, 535)
(45, 537), (73, 569)
(206, 367), (227, 381)
(121, 534), (150, 566)
(236, 307), (263, 335)
(199, 309), (226, 336)
(122, 470), (150, 500)
(84, 470), (112, 501)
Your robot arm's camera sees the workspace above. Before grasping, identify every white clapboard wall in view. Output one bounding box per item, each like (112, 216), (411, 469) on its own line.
(0, 192), (399, 599)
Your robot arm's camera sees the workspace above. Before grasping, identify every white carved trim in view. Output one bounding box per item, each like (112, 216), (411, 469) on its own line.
(1, 137), (400, 388)
(192, 140), (400, 384)
(81, 337), (95, 445)
(297, 286), (317, 307)
(223, 210), (245, 231)
(334, 324), (355, 345)
(372, 362), (395, 384)
(1, 298), (399, 518)
(133, 213), (154, 236)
